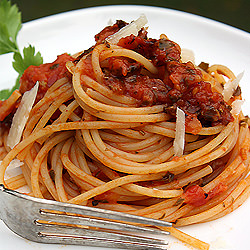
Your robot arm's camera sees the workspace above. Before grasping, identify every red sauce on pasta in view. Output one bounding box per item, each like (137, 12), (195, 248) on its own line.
(183, 183), (228, 207)
(100, 23), (233, 128)
(95, 20), (128, 44)
(19, 53), (74, 102)
(17, 21), (233, 129)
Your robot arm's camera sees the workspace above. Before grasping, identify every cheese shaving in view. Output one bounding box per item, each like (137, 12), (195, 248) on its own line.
(222, 71), (244, 102)
(106, 14), (148, 44)
(231, 99), (244, 117)
(7, 82), (39, 149)
(174, 107), (186, 157)
(107, 19), (114, 26)
(181, 48), (195, 64)
(1, 159), (24, 179)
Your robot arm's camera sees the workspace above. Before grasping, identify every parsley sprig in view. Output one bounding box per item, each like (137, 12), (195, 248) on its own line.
(0, 0), (43, 100)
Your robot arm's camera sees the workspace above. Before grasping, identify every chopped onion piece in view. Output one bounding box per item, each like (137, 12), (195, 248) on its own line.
(231, 99), (244, 116)
(106, 14), (148, 44)
(181, 48), (195, 64)
(7, 82), (39, 149)
(222, 71), (244, 102)
(174, 107), (186, 157)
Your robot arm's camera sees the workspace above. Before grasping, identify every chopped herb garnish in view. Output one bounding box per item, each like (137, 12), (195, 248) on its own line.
(0, 0), (43, 100)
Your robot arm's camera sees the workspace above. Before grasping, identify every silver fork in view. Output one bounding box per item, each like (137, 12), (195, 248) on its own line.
(0, 184), (171, 249)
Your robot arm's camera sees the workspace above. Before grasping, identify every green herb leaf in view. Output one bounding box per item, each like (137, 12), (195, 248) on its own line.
(0, 45), (43, 100)
(1, 45), (43, 99)
(0, 88), (12, 100)
(0, 77), (19, 100)
(0, 0), (22, 54)
(0, 1), (44, 101)
(13, 45), (43, 75)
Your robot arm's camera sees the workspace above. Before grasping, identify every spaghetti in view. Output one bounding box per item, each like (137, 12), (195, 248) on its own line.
(0, 16), (249, 250)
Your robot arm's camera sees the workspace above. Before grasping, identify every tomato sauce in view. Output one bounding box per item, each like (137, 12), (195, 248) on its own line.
(4, 20), (233, 130)
(19, 53), (74, 102)
(97, 22), (233, 128)
(182, 183), (228, 207)
(118, 33), (181, 66)
(94, 20), (128, 44)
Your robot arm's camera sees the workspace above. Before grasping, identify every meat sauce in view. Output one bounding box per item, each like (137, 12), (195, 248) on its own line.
(95, 20), (128, 44)
(4, 20), (233, 130)
(19, 53), (74, 102)
(95, 21), (233, 128)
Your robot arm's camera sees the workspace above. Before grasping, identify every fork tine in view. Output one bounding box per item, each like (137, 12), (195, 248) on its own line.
(38, 210), (170, 236)
(36, 223), (168, 249)
(39, 200), (172, 229)
(1, 184), (172, 228)
(39, 235), (167, 250)
(0, 185), (171, 249)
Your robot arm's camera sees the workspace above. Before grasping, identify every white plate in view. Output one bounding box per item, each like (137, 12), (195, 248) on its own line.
(0, 5), (250, 250)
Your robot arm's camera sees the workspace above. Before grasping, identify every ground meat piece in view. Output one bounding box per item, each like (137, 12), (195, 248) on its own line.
(105, 57), (142, 77)
(124, 76), (169, 106)
(103, 76), (125, 94)
(118, 35), (181, 66)
(95, 20), (128, 44)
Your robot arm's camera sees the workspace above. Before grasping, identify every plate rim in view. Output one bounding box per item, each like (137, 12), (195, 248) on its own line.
(22, 4), (250, 39)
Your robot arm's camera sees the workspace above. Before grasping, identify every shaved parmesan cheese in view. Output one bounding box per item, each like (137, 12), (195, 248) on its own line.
(106, 14), (148, 44)
(107, 19), (113, 26)
(0, 159), (23, 170)
(2, 159), (24, 179)
(231, 99), (244, 116)
(7, 82), (39, 149)
(181, 48), (195, 64)
(222, 71), (244, 102)
(174, 107), (185, 157)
